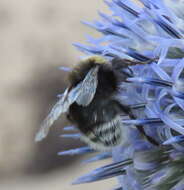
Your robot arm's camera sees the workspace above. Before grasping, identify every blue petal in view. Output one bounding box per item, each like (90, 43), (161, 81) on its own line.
(154, 19), (182, 38)
(63, 126), (76, 131)
(126, 48), (154, 61)
(163, 135), (184, 145)
(72, 159), (132, 184)
(113, 0), (140, 17)
(82, 152), (112, 163)
(72, 169), (126, 184)
(73, 43), (105, 55)
(60, 133), (81, 139)
(122, 118), (162, 125)
(151, 62), (173, 82)
(155, 90), (184, 135)
(127, 77), (173, 87)
(57, 93), (63, 98)
(59, 66), (72, 72)
(98, 11), (128, 29)
(91, 159), (132, 174)
(58, 147), (94, 156)
(171, 58), (184, 81)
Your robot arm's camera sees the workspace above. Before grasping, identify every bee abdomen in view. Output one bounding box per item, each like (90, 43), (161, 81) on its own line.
(80, 115), (123, 150)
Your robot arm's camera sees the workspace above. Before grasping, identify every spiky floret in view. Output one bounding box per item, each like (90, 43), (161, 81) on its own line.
(59, 0), (184, 189)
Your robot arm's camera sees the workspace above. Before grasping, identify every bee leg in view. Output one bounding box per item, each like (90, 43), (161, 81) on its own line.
(112, 57), (158, 68)
(136, 125), (159, 146)
(112, 57), (158, 80)
(131, 57), (158, 65)
(119, 104), (159, 146)
(128, 107), (159, 146)
(112, 58), (134, 77)
(129, 102), (146, 109)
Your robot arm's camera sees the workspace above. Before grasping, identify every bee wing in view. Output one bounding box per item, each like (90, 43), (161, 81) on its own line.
(76, 66), (99, 106)
(35, 66), (99, 142)
(35, 85), (81, 142)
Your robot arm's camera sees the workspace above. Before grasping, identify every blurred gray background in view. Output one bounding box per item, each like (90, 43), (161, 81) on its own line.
(0, 0), (116, 189)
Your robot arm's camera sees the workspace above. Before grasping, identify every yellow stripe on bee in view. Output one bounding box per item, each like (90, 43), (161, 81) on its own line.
(80, 56), (107, 64)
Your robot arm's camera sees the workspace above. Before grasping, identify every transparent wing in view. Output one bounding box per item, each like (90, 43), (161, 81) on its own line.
(35, 86), (80, 142)
(76, 66), (99, 106)
(35, 66), (99, 142)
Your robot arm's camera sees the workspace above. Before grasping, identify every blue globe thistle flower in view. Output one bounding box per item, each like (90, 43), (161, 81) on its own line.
(59, 0), (184, 189)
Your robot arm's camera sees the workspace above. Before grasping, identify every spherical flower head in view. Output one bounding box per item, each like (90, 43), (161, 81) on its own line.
(60, 0), (184, 189)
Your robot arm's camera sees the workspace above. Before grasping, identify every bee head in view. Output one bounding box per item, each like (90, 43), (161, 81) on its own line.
(68, 56), (108, 86)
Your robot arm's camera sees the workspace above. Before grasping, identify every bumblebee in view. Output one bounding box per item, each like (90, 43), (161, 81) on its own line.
(35, 56), (158, 150)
